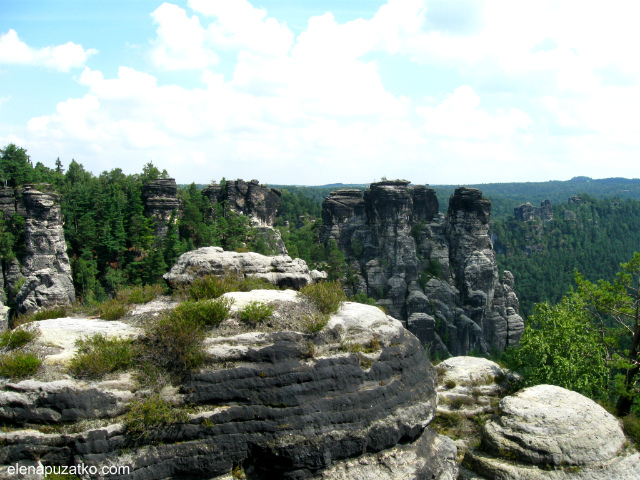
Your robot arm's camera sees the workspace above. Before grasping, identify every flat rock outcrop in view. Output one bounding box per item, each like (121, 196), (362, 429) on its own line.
(9, 186), (75, 314)
(163, 246), (316, 290)
(463, 384), (640, 479)
(321, 181), (523, 356)
(0, 292), (458, 480)
(141, 178), (182, 238)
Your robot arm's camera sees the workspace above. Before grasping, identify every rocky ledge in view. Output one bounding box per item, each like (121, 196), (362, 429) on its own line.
(462, 384), (640, 479)
(163, 246), (326, 290)
(0, 290), (457, 479)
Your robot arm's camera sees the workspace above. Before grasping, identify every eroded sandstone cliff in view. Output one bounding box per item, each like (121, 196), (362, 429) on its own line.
(1, 185), (75, 319)
(321, 181), (523, 356)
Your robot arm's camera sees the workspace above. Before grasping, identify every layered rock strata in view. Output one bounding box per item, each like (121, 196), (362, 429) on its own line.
(5, 186), (75, 315)
(463, 384), (640, 479)
(513, 200), (553, 222)
(0, 293), (458, 480)
(141, 178), (182, 238)
(163, 246), (322, 290)
(321, 181), (523, 356)
(203, 179), (287, 254)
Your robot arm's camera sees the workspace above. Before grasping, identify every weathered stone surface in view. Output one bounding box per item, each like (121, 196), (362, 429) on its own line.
(435, 356), (505, 418)
(464, 384), (640, 479)
(321, 181), (523, 355)
(12, 187), (75, 314)
(163, 246), (316, 290)
(203, 179), (282, 227)
(310, 427), (458, 480)
(141, 178), (181, 238)
(0, 298), (456, 480)
(514, 200), (553, 222)
(203, 179), (287, 253)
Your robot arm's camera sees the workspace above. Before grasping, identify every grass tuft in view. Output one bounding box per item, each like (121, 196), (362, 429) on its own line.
(12, 306), (68, 327)
(124, 394), (189, 439)
(0, 352), (41, 378)
(0, 325), (39, 351)
(239, 301), (274, 324)
(299, 281), (346, 315)
(68, 334), (136, 378)
(172, 297), (234, 327)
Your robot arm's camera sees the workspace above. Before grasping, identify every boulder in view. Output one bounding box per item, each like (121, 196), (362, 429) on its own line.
(435, 357), (505, 418)
(163, 246), (316, 290)
(464, 385), (640, 479)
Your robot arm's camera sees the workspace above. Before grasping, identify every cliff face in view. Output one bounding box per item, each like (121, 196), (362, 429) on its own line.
(513, 199), (553, 222)
(321, 181), (523, 356)
(0, 290), (458, 479)
(141, 178), (182, 238)
(203, 179), (282, 227)
(13, 187), (76, 314)
(203, 179), (287, 254)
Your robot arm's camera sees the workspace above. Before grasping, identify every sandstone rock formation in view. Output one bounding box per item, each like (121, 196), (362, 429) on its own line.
(141, 178), (182, 238)
(435, 356), (506, 418)
(203, 179), (282, 227)
(203, 179), (288, 254)
(163, 246), (318, 290)
(514, 200), (553, 222)
(463, 384), (640, 479)
(320, 181), (523, 356)
(5, 186), (75, 315)
(0, 292), (458, 480)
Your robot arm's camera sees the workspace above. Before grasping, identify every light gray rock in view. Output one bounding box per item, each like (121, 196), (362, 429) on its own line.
(310, 428), (458, 480)
(164, 246), (315, 290)
(436, 356), (505, 417)
(464, 384), (640, 479)
(12, 187), (75, 313)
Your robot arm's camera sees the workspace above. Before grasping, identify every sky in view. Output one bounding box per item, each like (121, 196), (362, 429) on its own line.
(1, 0), (639, 186)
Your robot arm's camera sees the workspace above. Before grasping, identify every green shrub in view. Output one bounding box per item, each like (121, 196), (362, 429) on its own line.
(13, 306), (68, 327)
(352, 292), (377, 306)
(299, 281), (346, 314)
(188, 274), (240, 300)
(124, 394), (189, 439)
(0, 352), (41, 378)
(239, 302), (274, 324)
(622, 414), (640, 449)
(141, 310), (207, 375)
(97, 298), (129, 320)
(237, 276), (278, 292)
(118, 284), (164, 304)
(301, 312), (330, 333)
(172, 297), (234, 327)
(68, 334), (136, 378)
(0, 325), (38, 350)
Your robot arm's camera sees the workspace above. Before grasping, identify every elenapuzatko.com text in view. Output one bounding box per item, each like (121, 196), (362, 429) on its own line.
(7, 463), (130, 476)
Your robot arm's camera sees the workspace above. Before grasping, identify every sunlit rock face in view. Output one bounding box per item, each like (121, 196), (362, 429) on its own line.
(3, 186), (75, 317)
(321, 181), (523, 356)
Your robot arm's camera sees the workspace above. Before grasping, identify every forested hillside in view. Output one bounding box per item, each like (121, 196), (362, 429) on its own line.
(491, 195), (640, 317)
(0, 144), (272, 306)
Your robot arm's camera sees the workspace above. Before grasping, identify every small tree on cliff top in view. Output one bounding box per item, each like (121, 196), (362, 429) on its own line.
(576, 252), (640, 416)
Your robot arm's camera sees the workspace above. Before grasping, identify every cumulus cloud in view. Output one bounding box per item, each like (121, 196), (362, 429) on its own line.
(0, 29), (97, 71)
(14, 0), (640, 183)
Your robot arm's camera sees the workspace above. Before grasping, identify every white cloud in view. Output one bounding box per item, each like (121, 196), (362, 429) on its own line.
(11, 0), (640, 184)
(150, 3), (218, 70)
(0, 29), (97, 71)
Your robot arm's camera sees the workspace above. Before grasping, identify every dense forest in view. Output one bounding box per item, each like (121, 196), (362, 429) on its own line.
(0, 144), (282, 305)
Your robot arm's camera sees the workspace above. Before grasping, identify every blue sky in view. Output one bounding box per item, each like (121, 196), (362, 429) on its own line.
(1, 0), (639, 185)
